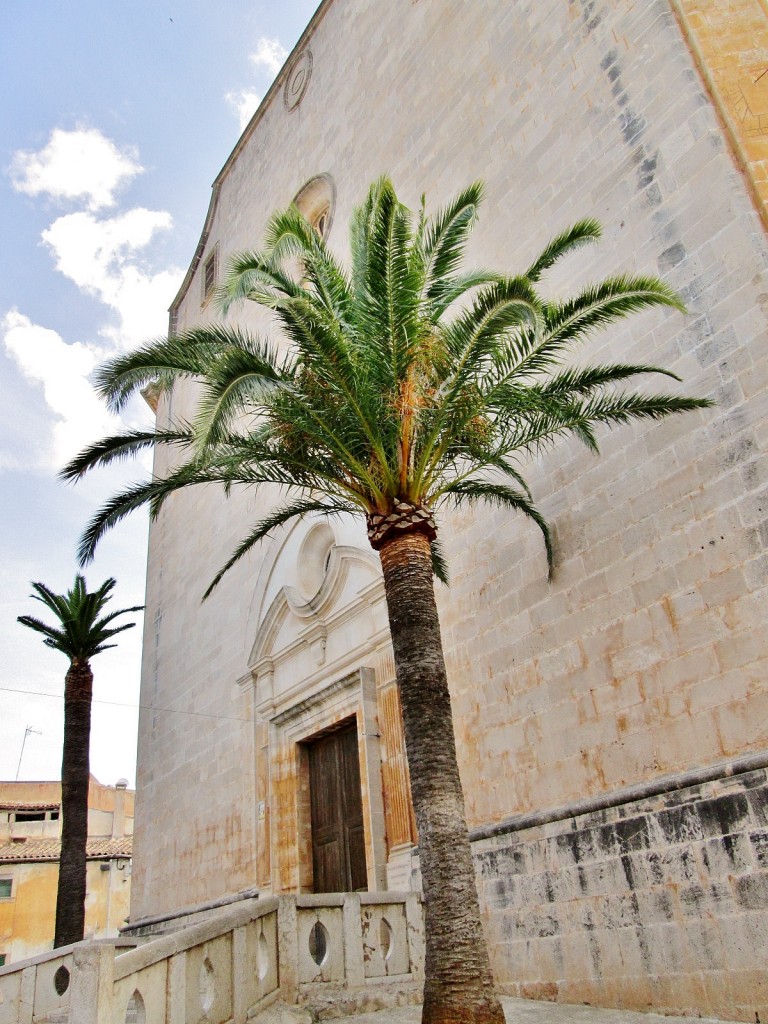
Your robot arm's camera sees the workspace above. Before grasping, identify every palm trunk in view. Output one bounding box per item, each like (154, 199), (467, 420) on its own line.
(54, 659), (93, 948)
(378, 532), (504, 1024)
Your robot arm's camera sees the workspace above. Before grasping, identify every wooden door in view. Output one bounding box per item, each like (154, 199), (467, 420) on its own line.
(307, 721), (367, 893)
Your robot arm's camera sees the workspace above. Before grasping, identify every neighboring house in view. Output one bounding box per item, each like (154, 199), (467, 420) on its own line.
(0, 778), (133, 964)
(126, 1), (767, 1019)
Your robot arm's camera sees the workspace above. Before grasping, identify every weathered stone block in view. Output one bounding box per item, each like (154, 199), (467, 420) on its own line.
(733, 872), (768, 910)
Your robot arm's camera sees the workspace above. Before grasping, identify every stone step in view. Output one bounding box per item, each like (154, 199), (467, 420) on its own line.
(249, 997), (729, 1024)
(30, 994), (733, 1024)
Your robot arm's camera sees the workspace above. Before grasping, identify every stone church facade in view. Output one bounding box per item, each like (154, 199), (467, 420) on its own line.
(129, 2), (768, 1019)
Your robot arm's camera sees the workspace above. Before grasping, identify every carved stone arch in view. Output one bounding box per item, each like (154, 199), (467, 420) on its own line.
(245, 518), (304, 648)
(124, 989), (146, 1024)
(248, 542), (380, 670)
(240, 516), (392, 896)
(245, 514), (375, 654)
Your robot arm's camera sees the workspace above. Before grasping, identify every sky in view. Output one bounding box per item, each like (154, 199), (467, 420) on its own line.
(0, 0), (319, 789)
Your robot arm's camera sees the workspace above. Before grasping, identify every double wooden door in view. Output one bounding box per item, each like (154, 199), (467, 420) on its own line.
(307, 721), (367, 893)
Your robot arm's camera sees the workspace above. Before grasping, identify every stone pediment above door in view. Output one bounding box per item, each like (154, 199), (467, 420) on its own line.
(243, 519), (389, 715)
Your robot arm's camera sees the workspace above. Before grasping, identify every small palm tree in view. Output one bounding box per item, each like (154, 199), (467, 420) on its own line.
(64, 178), (709, 1022)
(18, 576), (142, 948)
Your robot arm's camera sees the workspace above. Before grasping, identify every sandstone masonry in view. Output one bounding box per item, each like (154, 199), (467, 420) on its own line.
(129, 1), (768, 1018)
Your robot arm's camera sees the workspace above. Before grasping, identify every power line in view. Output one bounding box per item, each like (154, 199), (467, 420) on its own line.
(0, 685), (249, 723)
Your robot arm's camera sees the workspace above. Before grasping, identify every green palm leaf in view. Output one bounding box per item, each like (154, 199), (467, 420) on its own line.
(18, 576), (141, 662)
(65, 177), (712, 1022)
(525, 218), (601, 282)
(202, 496), (356, 599)
(69, 176), (708, 592)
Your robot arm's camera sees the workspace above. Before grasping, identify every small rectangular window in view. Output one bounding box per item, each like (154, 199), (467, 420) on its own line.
(0, 953), (6, 967)
(14, 811), (46, 822)
(0, 879), (12, 899)
(202, 246), (218, 302)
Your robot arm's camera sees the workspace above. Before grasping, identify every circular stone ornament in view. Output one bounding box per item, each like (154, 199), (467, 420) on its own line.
(284, 49), (313, 111)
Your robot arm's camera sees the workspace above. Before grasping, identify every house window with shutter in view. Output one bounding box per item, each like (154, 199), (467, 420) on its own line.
(202, 246), (218, 304)
(0, 878), (12, 900)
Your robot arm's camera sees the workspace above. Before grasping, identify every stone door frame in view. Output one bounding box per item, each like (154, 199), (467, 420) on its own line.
(265, 667), (388, 894)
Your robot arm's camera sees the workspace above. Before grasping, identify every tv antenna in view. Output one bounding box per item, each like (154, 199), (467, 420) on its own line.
(16, 726), (42, 780)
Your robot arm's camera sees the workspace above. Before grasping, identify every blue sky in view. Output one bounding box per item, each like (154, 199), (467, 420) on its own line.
(0, 0), (318, 787)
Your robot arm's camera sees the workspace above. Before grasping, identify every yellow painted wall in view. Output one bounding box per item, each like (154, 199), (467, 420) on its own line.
(0, 863), (58, 963)
(0, 859), (131, 964)
(0, 778), (133, 965)
(84, 859), (132, 938)
(672, 0), (768, 226)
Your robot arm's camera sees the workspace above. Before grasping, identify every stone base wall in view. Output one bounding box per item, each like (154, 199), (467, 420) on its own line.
(472, 758), (768, 1021)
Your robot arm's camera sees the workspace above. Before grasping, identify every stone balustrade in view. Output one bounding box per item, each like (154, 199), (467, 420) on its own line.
(0, 939), (137, 1024)
(0, 892), (424, 1023)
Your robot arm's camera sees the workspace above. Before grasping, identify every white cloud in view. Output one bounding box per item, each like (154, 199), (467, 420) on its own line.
(2, 310), (118, 469)
(226, 37), (287, 128)
(250, 37), (288, 77)
(10, 127), (142, 211)
(42, 209), (181, 348)
(226, 89), (262, 131)
(3, 128), (181, 472)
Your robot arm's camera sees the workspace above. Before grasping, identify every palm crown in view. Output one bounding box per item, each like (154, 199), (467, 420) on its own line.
(18, 575), (142, 664)
(64, 177), (709, 591)
(62, 177), (712, 1022)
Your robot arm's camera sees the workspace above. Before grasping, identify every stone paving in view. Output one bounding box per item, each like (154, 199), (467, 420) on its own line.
(323, 997), (727, 1024)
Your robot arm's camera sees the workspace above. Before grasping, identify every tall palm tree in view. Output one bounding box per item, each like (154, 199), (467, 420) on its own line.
(17, 576), (142, 948)
(64, 178), (709, 1023)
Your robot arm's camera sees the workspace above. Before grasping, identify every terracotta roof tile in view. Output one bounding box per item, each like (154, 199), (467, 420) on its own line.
(83, 838), (132, 858)
(0, 803), (60, 811)
(0, 836), (131, 863)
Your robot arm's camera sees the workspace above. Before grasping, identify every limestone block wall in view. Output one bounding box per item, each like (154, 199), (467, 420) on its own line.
(473, 759), (768, 1021)
(429, 0), (768, 823)
(671, 0), (768, 227)
(131, 0), (768, 1014)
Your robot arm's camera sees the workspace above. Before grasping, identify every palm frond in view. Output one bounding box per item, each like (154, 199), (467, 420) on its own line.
(525, 219), (601, 282)
(29, 580), (74, 622)
(540, 275), (685, 352)
(60, 429), (192, 482)
(420, 182), (484, 304)
(430, 536), (450, 586)
(438, 480), (553, 577)
(192, 337), (290, 449)
(349, 176), (386, 306)
(17, 614), (68, 650)
(538, 362), (682, 397)
(218, 250), (303, 310)
(366, 177), (423, 386)
(95, 325), (283, 412)
(76, 472), (206, 565)
(96, 604), (145, 628)
(427, 270), (501, 319)
(577, 390), (713, 430)
(18, 576), (140, 663)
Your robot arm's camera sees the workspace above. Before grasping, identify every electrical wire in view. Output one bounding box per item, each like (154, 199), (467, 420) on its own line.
(0, 684), (249, 722)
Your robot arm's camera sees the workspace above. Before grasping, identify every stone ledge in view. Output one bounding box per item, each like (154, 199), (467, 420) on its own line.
(470, 750), (768, 842)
